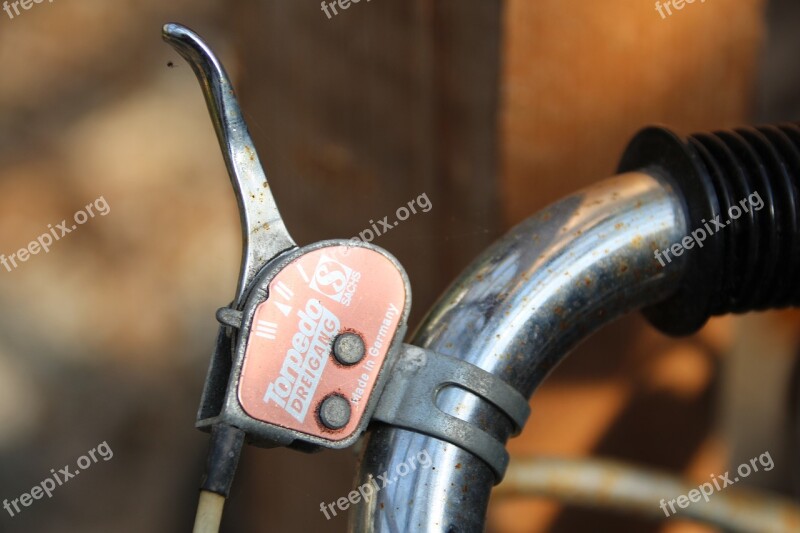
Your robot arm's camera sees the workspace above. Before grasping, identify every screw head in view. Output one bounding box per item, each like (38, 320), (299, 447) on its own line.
(332, 332), (366, 365)
(319, 394), (351, 430)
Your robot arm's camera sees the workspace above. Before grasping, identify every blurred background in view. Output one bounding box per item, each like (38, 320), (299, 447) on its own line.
(0, 0), (798, 531)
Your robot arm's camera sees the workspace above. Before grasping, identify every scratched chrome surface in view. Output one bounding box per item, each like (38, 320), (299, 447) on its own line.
(350, 171), (689, 532)
(163, 23), (296, 304)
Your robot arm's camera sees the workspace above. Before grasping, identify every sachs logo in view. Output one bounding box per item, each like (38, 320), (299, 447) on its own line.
(309, 253), (361, 306)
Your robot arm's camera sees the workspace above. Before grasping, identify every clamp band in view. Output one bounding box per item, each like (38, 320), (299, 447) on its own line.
(372, 344), (530, 483)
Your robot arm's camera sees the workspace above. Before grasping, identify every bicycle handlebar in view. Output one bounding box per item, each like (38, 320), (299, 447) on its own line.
(352, 122), (800, 531)
(349, 171), (689, 532)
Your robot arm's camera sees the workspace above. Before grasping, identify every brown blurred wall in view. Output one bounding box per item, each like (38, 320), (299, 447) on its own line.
(501, 0), (766, 224)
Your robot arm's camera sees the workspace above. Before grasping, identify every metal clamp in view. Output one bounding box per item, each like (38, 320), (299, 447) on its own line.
(373, 344), (531, 483)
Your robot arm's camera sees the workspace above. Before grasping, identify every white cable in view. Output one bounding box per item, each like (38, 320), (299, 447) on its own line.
(192, 490), (226, 533)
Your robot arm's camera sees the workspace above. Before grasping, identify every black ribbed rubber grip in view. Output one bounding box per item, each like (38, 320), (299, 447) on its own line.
(618, 124), (800, 336)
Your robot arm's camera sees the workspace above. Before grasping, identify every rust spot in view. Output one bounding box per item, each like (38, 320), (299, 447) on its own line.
(455, 463), (462, 469)
(620, 264), (629, 273)
(380, 503), (385, 510)
(584, 277), (592, 286)
(554, 306), (564, 316)
(614, 222), (625, 230)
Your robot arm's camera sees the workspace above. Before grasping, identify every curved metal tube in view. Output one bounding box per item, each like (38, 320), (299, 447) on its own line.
(349, 171), (689, 532)
(495, 456), (800, 533)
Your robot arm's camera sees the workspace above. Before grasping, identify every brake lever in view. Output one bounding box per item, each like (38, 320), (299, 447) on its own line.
(164, 20), (411, 447)
(163, 23), (296, 302)
(164, 23), (527, 532)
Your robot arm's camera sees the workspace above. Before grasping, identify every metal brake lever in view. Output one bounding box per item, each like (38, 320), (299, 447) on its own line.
(163, 23), (295, 304)
(165, 27), (527, 529)
(163, 23), (411, 452)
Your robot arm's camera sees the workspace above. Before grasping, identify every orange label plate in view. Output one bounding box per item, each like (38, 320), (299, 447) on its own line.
(238, 245), (406, 441)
